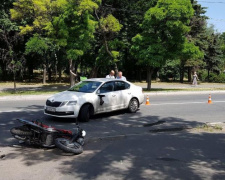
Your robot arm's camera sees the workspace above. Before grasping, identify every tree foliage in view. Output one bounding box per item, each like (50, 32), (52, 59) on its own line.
(131, 0), (194, 90)
(0, 0), (224, 85)
(0, 9), (25, 90)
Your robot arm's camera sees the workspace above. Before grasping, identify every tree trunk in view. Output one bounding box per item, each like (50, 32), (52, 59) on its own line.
(54, 53), (58, 80)
(179, 64), (184, 83)
(146, 67), (154, 90)
(48, 67), (52, 81)
(43, 64), (47, 84)
(0, 64), (8, 81)
(57, 59), (62, 83)
(188, 67), (192, 82)
(207, 68), (210, 82)
(13, 72), (17, 93)
(28, 63), (33, 82)
(69, 60), (76, 87)
(90, 66), (99, 78)
(58, 68), (62, 83)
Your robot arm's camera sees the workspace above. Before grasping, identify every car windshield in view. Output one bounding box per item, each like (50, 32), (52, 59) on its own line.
(68, 81), (102, 93)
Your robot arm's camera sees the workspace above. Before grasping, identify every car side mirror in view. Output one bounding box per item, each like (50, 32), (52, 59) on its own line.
(98, 94), (105, 105)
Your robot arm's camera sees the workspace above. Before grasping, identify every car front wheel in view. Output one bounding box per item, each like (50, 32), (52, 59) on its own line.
(79, 104), (91, 122)
(128, 98), (139, 113)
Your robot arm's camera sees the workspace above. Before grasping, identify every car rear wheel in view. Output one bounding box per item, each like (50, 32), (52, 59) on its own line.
(128, 98), (139, 113)
(79, 104), (91, 122)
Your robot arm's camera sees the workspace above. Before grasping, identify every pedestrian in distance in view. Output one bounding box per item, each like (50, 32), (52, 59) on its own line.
(106, 70), (115, 78)
(192, 71), (198, 86)
(116, 71), (127, 81)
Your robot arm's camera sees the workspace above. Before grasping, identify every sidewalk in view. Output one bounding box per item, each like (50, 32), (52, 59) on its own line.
(1, 82), (225, 91)
(136, 82), (225, 89)
(0, 82), (225, 100)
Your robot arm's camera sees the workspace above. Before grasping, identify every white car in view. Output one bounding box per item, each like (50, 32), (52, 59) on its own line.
(44, 78), (144, 122)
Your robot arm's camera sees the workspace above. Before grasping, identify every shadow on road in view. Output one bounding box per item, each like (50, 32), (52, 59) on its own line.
(1, 105), (225, 179)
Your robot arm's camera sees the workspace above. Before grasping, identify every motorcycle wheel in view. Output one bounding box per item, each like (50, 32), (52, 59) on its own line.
(77, 138), (85, 146)
(55, 138), (83, 154)
(10, 126), (33, 136)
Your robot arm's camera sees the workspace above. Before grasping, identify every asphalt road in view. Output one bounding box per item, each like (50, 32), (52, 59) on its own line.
(1, 93), (225, 180)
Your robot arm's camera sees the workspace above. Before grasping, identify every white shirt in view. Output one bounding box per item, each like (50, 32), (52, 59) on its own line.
(106, 75), (115, 78)
(116, 76), (127, 81)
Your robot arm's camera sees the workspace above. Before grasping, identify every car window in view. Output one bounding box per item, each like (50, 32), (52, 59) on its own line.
(68, 81), (102, 93)
(115, 81), (130, 91)
(99, 82), (114, 93)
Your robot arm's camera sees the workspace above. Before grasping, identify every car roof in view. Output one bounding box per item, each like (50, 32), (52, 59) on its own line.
(84, 78), (126, 83)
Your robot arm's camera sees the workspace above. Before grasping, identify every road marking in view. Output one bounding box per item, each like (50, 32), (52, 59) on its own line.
(142, 101), (225, 106)
(0, 109), (41, 113)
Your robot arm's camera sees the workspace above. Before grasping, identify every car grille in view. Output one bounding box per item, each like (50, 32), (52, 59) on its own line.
(45, 110), (74, 116)
(46, 100), (62, 107)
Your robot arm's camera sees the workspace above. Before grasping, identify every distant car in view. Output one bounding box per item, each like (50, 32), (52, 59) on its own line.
(44, 78), (144, 122)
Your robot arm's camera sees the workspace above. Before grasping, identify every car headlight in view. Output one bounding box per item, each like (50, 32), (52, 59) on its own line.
(82, 130), (86, 137)
(67, 101), (77, 106)
(60, 101), (68, 107)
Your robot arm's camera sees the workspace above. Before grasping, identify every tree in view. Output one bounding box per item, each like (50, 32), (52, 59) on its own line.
(64, 0), (99, 85)
(10, 0), (69, 83)
(204, 26), (223, 81)
(25, 34), (51, 84)
(11, 0), (99, 86)
(131, 0), (194, 90)
(101, 0), (157, 80)
(0, 11), (25, 91)
(219, 32), (225, 72)
(181, 0), (208, 82)
(160, 59), (180, 81)
(180, 40), (204, 83)
(92, 1), (123, 77)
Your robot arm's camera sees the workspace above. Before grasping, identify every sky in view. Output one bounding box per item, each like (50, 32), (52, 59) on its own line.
(198, 0), (225, 33)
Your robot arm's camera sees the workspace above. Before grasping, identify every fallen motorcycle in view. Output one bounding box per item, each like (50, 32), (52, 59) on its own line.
(10, 119), (86, 155)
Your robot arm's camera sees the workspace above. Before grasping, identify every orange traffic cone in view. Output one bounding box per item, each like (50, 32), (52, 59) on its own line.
(145, 95), (150, 105)
(208, 94), (212, 104)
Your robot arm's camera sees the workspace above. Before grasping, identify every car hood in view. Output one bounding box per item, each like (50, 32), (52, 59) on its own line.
(48, 91), (88, 102)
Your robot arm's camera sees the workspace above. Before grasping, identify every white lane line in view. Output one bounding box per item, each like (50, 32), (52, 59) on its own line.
(0, 109), (41, 113)
(142, 101), (225, 106)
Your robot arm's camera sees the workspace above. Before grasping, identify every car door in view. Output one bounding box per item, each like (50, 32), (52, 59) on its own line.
(114, 81), (132, 108)
(95, 82), (121, 112)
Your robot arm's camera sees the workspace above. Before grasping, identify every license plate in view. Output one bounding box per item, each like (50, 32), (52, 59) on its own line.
(46, 107), (56, 112)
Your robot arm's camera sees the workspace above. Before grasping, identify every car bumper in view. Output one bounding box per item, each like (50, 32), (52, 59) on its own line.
(44, 105), (79, 118)
(139, 93), (145, 105)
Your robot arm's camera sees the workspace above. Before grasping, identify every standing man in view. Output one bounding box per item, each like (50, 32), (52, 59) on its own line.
(116, 71), (127, 81)
(106, 70), (115, 78)
(192, 71), (198, 86)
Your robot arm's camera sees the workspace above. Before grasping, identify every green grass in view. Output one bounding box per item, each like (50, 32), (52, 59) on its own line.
(0, 82), (69, 96)
(0, 81), (225, 96)
(0, 82), (68, 86)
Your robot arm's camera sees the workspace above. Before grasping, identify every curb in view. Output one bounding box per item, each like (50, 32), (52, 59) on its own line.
(145, 90), (225, 96)
(0, 94), (52, 101)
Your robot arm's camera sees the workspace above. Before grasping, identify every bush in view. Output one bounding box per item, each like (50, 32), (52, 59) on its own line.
(199, 70), (208, 82)
(208, 73), (218, 82)
(214, 73), (225, 83)
(199, 70), (225, 83)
